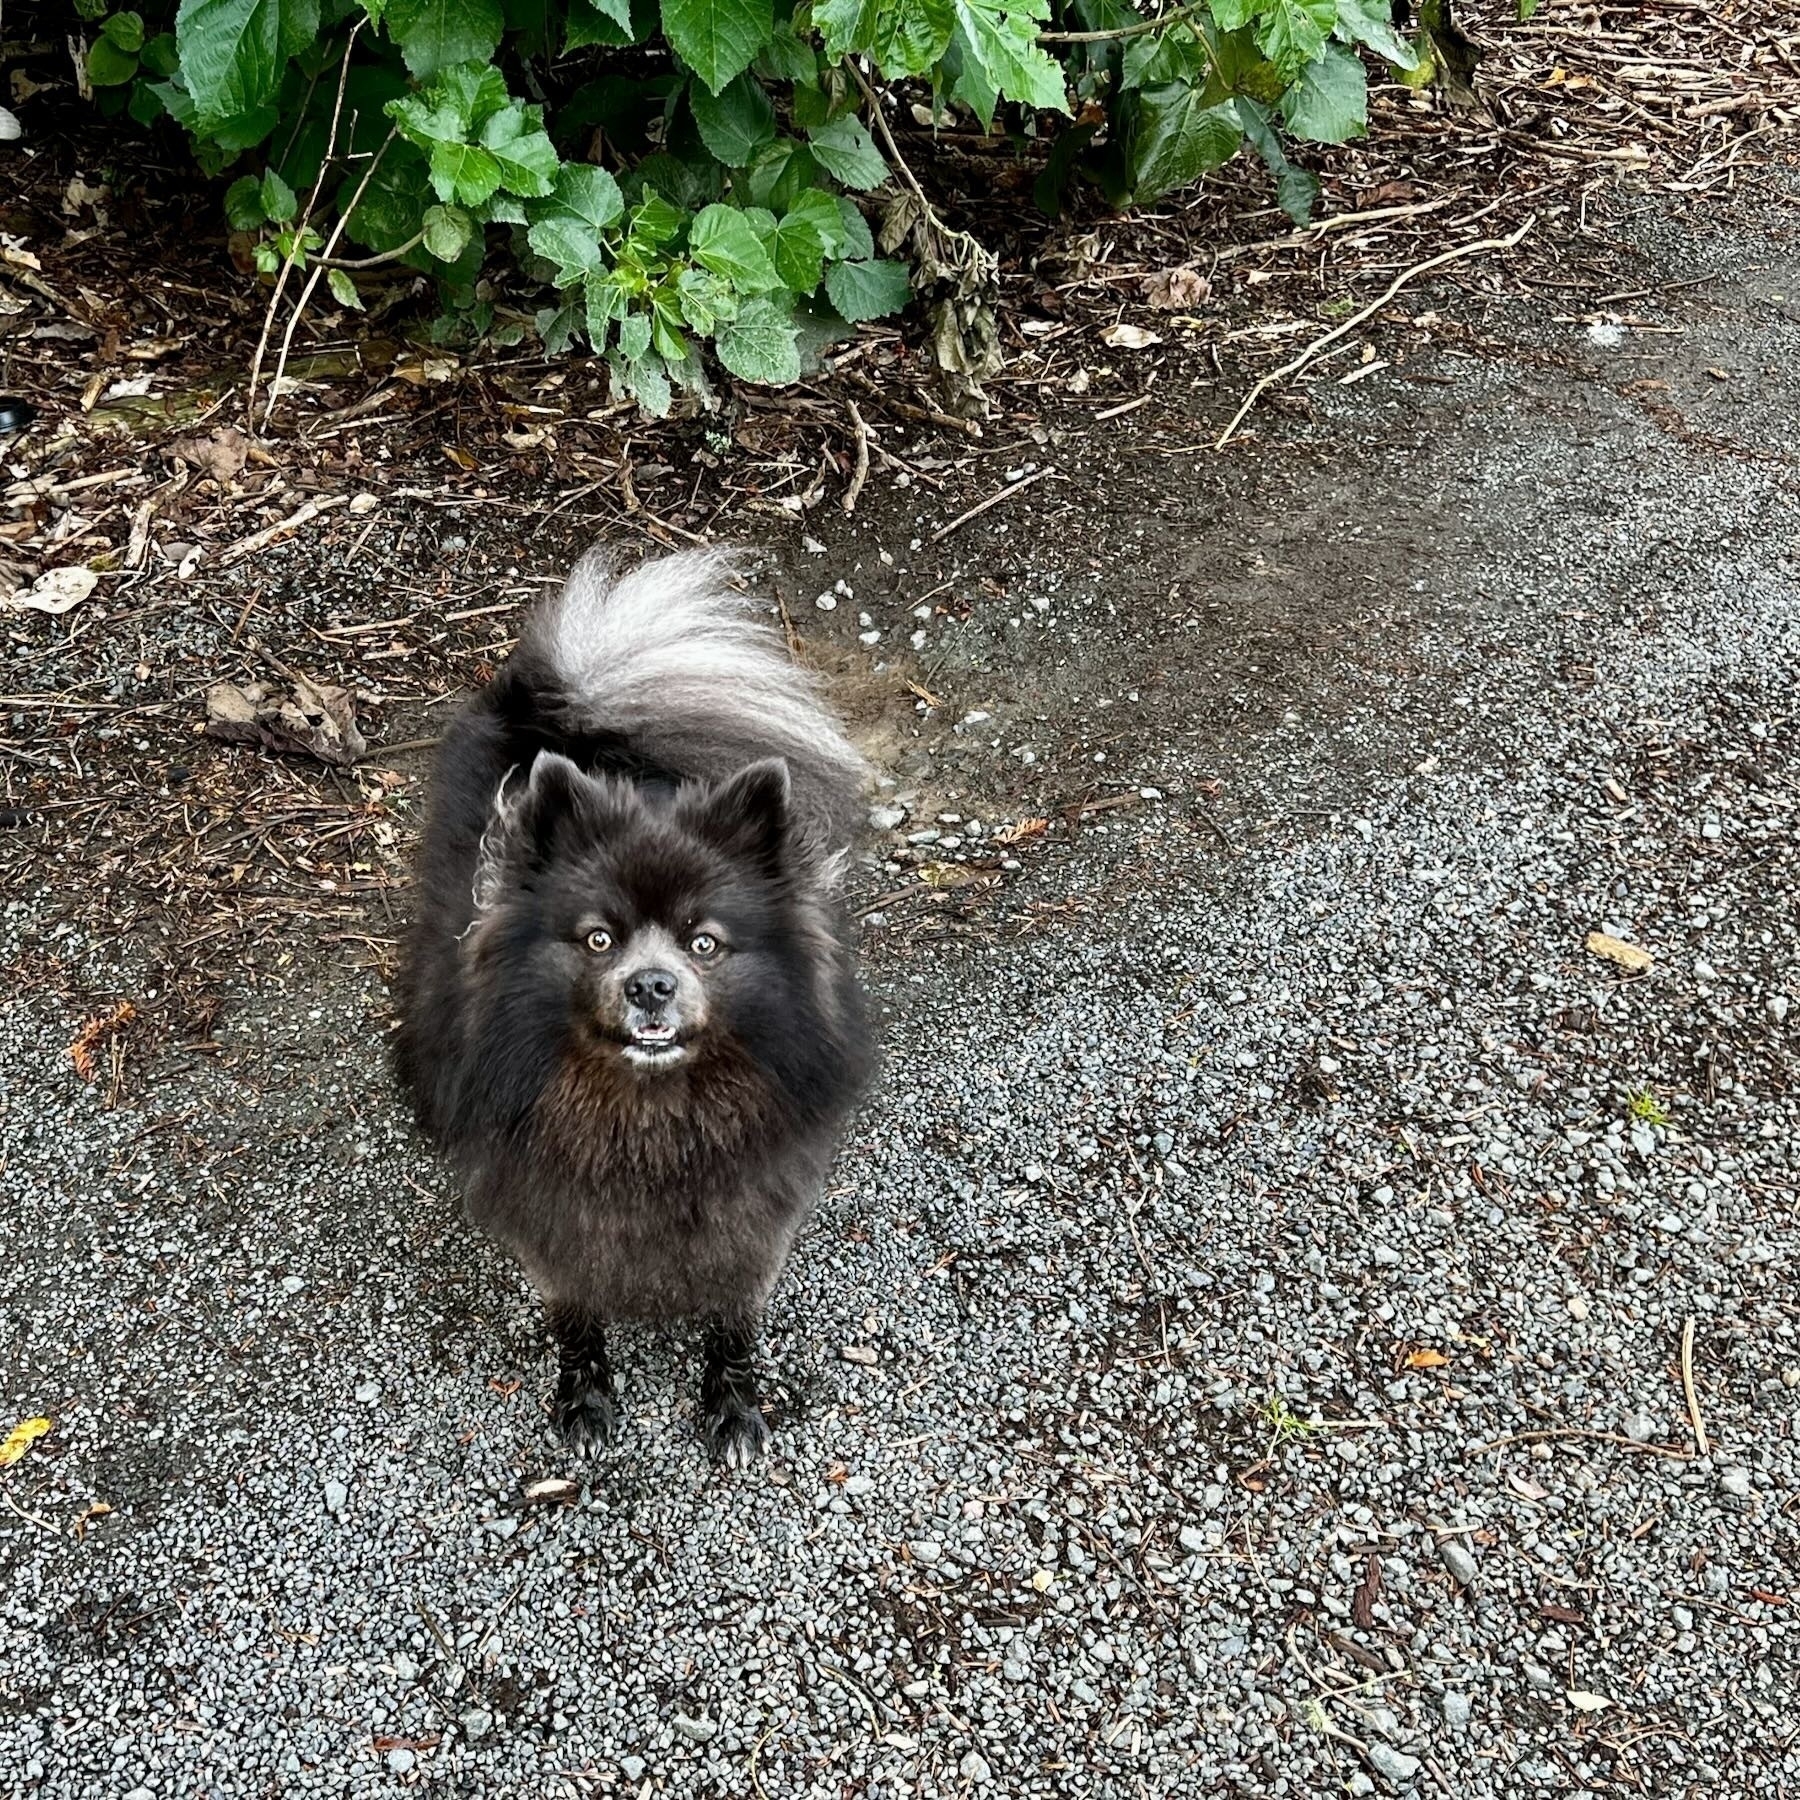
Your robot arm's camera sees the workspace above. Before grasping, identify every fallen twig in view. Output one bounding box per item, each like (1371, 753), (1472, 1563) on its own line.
(1680, 1316), (1710, 1456)
(929, 465), (1052, 543)
(1215, 216), (1538, 450)
(842, 400), (871, 514)
(1470, 1427), (1690, 1461)
(218, 496), (348, 565)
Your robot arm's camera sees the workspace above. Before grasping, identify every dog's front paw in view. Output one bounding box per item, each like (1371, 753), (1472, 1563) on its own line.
(704, 1401), (770, 1470)
(553, 1386), (619, 1457)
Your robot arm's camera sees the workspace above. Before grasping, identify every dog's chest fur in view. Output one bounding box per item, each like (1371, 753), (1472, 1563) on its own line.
(459, 1054), (832, 1320)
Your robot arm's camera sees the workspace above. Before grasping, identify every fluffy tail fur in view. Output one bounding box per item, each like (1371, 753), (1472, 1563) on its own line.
(527, 547), (866, 862)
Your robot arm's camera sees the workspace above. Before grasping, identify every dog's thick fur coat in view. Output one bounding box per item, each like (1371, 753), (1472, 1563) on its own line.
(395, 548), (872, 1462)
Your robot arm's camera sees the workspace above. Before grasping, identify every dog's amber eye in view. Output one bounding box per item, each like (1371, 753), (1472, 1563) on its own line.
(585, 929), (613, 954)
(688, 932), (719, 958)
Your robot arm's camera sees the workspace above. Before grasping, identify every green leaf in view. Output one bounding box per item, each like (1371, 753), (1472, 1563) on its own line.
(626, 191), (686, 251)
(387, 92), (462, 148)
(950, 0), (1068, 115)
(176, 0), (319, 125)
(582, 270), (629, 348)
(807, 116), (887, 190)
(824, 258), (910, 322)
(127, 79), (165, 124)
(674, 263), (735, 333)
(327, 267), (365, 309)
(688, 71), (776, 166)
(481, 107), (560, 196)
(689, 202), (783, 293)
(1234, 96), (1319, 223)
(1518, 0), (1540, 15)
(716, 294), (800, 384)
(259, 165), (298, 222)
(835, 197), (875, 263)
(1332, 0), (1418, 67)
(430, 60), (510, 130)
(630, 152), (717, 210)
(565, 0), (640, 47)
(755, 17), (817, 82)
(1278, 42), (1367, 141)
(422, 200), (474, 258)
(650, 294), (690, 361)
(548, 161), (626, 228)
(103, 9), (146, 50)
(659, 0), (773, 96)
(1254, 0), (1338, 79)
(769, 212), (827, 293)
(617, 312), (652, 360)
(86, 36), (139, 84)
(529, 214), (606, 279)
(784, 188), (845, 253)
(340, 142), (433, 251)
(480, 191), (529, 224)
(538, 299), (582, 354)
(947, 22), (999, 125)
(209, 103), (281, 150)
(1128, 84), (1242, 200)
(609, 349), (672, 416)
(385, 0), (504, 77)
(815, 0), (954, 78)
(140, 30), (180, 75)
(792, 295), (853, 370)
(224, 173), (266, 228)
(429, 138), (503, 205)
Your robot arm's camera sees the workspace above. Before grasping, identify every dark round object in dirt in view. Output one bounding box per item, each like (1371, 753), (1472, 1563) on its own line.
(0, 398), (38, 435)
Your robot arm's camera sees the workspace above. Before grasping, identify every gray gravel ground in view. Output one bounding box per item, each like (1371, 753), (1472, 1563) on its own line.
(4, 187), (1799, 1797)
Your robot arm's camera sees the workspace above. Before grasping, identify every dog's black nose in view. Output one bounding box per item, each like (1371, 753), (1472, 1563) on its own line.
(624, 968), (678, 1010)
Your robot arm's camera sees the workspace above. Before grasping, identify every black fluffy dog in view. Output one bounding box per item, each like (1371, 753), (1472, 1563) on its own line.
(395, 548), (873, 1465)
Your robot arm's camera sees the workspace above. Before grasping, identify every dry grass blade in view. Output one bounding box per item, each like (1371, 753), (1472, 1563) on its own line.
(1680, 1316), (1710, 1456)
(1216, 216), (1538, 449)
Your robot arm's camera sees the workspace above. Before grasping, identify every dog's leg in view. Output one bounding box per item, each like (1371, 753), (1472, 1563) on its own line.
(700, 1318), (769, 1468)
(548, 1303), (617, 1455)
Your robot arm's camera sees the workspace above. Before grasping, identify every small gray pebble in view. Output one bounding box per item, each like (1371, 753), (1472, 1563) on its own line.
(1367, 1743), (1421, 1783)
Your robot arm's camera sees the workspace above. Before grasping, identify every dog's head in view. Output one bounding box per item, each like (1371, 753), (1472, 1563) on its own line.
(468, 752), (807, 1081)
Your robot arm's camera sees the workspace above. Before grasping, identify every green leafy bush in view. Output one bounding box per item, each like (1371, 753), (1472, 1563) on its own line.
(76, 0), (1438, 406)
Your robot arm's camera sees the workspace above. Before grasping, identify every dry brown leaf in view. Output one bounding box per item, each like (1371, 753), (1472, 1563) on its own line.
(0, 1417), (52, 1468)
(75, 1501), (114, 1536)
(170, 427), (250, 486)
(205, 674), (366, 767)
(995, 816), (1049, 845)
(1585, 931), (1654, 972)
(5, 565), (98, 615)
(1100, 322), (1162, 351)
(70, 1001), (136, 1081)
(1146, 268), (1210, 311)
(1404, 1347), (1451, 1370)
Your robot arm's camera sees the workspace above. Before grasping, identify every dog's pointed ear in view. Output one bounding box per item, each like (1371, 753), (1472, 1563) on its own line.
(685, 758), (791, 874)
(472, 753), (592, 911)
(519, 751), (588, 842)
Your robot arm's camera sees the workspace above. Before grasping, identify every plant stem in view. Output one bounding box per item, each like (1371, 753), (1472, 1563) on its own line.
(315, 231), (427, 271)
(247, 18), (362, 419)
(1039, 1), (1211, 45)
(262, 130), (398, 430)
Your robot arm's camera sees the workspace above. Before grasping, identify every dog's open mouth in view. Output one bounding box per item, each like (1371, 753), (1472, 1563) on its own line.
(622, 1022), (687, 1068)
